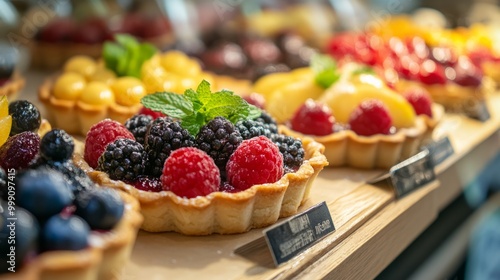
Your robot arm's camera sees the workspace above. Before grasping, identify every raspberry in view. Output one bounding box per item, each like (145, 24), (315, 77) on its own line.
(161, 147), (220, 199)
(403, 87), (433, 117)
(290, 99), (334, 136)
(138, 107), (165, 120)
(0, 131), (40, 170)
(144, 117), (194, 177)
(40, 129), (74, 162)
(195, 117), (242, 172)
(272, 134), (305, 173)
(226, 136), (283, 191)
(349, 100), (393, 136)
(84, 119), (135, 169)
(235, 119), (276, 140)
(129, 176), (162, 192)
(97, 138), (145, 181)
(243, 93), (265, 109)
(125, 114), (153, 145)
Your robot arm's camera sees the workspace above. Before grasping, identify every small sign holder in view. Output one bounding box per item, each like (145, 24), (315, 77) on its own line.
(263, 202), (335, 266)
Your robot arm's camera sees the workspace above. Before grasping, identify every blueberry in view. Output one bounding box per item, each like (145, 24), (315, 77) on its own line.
(0, 202), (39, 273)
(0, 168), (6, 200)
(41, 214), (89, 252)
(40, 129), (74, 162)
(8, 100), (41, 136)
(75, 188), (124, 230)
(15, 168), (74, 222)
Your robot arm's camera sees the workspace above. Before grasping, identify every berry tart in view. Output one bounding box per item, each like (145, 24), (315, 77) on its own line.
(0, 99), (142, 279)
(326, 25), (495, 114)
(254, 58), (444, 169)
(77, 81), (328, 235)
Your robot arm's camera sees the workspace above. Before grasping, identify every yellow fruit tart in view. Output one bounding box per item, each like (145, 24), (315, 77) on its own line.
(0, 98), (142, 279)
(253, 59), (444, 169)
(75, 81), (328, 235)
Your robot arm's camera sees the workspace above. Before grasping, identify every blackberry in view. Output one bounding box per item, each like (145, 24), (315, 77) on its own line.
(8, 100), (41, 136)
(195, 117), (242, 172)
(144, 117), (194, 177)
(255, 111), (278, 127)
(40, 129), (74, 162)
(40, 159), (96, 195)
(98, 138), (146, 181)
(125, 114), (153, 145)
(272, 134), (305, 173)
(235, 119), (277, 140)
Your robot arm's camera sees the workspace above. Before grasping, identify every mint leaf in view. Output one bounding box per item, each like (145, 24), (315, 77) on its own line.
(141, 80), (262, 136)
(141, 92), (193, 119)
(352, 66), (375, 75)
(311, 53), (341, 89)
(102, 34), (158, 78)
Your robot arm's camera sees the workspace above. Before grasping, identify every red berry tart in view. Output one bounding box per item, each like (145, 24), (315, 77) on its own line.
(77, 81), (328, 235)
(254, 58), (444, 169)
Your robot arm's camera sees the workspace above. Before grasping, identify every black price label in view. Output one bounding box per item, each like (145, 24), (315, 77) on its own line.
(423, 136), (455, 167)
(264, 202), (335, 266)
(390, 150), (436, 198)
(465, 100), (491, 122)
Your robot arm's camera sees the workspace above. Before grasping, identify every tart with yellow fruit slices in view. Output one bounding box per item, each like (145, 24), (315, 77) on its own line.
(76, 81), (328, 235)
(255, 59), (443, 169)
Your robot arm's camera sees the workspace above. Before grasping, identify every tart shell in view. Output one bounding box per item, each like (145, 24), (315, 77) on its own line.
(281, 104), (444, 169)
(38, 77), (141, 135)
(74, 137), (328, 235)
(0, 190), (142, 280)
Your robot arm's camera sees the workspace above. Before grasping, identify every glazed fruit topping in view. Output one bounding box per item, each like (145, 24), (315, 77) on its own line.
(16, 168), (74, 222)
(129, 176), (162, 192)
(40, 214), (89, 252)
(74, 188), (124, 230)
(0, 96), (12, 147)
(84, 119), (135, 169)
(8, 100), (41, 136)
(403, 87), (433, 117)
(349, 100), (393, 136)
(161, 147), (220, 198)
(290, 99), (335, 136)
(226, 136), (284, 191)
(97, 138), (146, 181)
(40, 129), (74, 162)
(0, 131), (40, 170)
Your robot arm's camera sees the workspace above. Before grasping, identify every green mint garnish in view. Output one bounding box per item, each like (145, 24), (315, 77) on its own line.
(140, 80), (261, 135)
(103, 34), (157, 78)
(352, 66), (376, 75)
(311, 53), (341, 89)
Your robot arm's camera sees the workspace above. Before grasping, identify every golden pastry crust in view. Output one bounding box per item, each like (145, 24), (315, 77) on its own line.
(280, 104), (444, 169)
(74, 137), (328, 235)
(0, 73), (25, 100)
(38, 77), (141, 135)
(0, 191), (142, 280)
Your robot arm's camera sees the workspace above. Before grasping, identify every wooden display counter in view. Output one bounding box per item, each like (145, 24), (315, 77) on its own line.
(18, 73), (500, 279)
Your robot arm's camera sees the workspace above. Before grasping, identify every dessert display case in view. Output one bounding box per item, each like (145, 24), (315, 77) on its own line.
(2, 0), (500, 279)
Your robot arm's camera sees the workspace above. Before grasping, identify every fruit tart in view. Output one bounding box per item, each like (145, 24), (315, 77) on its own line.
(77, 81), (327, 235)
(253, 58), (444, 169)
(39, 35), (250, 135)
(0, 98), (142, 279)
(326, 26), (494, 115)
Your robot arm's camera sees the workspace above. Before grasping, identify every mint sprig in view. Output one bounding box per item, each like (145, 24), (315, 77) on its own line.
(311, 54), (341, 89)
(103, 34), (157, 78)
(141, 80), (261, 135)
